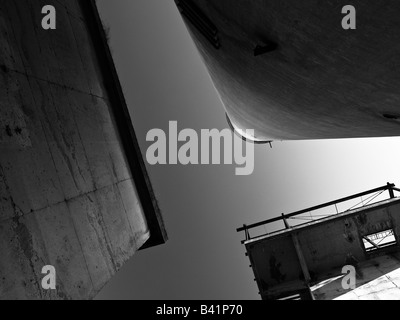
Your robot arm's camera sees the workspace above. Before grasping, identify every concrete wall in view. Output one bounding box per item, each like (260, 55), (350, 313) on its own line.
(0, 0), (166, 299)
(246, 199), (400, 299)
(176, 0), (400, 141)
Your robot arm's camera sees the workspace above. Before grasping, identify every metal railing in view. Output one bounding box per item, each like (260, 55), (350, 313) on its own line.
(237, 183), (400, 243)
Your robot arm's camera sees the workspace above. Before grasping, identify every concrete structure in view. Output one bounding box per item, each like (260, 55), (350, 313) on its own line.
(0, 0), (167, 299)
(238, 183), (400, 300)
(175, 0), (400, 142)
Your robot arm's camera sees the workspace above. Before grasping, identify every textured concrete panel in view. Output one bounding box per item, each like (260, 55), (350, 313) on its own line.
(0, 0), (166, 300)
(68, 14), (107, 97)
(33, 203), (94, 299)
(67, 193), (116, 292)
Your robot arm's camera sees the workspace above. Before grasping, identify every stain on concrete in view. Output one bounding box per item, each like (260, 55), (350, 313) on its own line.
(343, 233), (354, 243)
(343, 220), (355, 243)
(5, 124), (12, 137)
(269, 255), (286, 283)
(12, 217), (34, 261)
(11, 216), (43, 298)
(0, 64), (9, 73)
(356, 213), (368, 226)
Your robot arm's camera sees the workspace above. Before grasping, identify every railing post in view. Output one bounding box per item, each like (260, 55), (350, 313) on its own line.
(282, 213), (290, 229)
(388, 182), (395, 199)
(243, 224), (250, 241)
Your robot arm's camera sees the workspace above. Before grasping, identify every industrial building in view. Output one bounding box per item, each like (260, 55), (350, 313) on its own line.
(238, 183), (400, 300)
(0, 0), (167, 299)
(176, 1), (400, 299)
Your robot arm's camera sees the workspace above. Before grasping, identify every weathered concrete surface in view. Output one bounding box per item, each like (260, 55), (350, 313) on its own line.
(245, 198), (400, 299)
(312, 253), (400, 300)
(0, 0), (166, 300)
(176, 0), (400, 141)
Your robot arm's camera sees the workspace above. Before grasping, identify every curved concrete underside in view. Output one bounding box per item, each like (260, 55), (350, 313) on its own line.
(177, 0), (400, 141)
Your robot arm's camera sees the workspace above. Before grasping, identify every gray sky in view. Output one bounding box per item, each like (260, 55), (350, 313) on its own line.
(95, 0), (400, 299)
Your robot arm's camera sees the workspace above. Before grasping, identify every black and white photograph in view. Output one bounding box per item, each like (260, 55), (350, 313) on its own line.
(1, 0), (400, 308)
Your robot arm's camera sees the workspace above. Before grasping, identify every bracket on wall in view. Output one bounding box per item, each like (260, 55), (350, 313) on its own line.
(254, 41), (278, 56)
